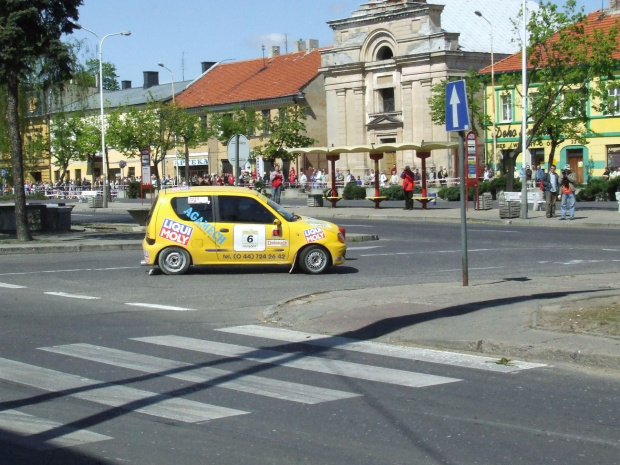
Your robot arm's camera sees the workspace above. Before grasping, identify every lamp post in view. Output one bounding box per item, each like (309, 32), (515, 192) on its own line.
(72, 23), (131, 207)
(520, 0), (529, 219)
(474, 10), (497, 174)
(158, 62), (175, 104)
(158, 62), (176, 182)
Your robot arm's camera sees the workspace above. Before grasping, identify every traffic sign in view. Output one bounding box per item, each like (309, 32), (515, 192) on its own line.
(0, 169), (8, 178)
(445, 80), (470, 132)
(227, 134), (250, 166)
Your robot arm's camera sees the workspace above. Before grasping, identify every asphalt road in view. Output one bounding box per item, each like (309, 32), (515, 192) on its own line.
(0, 220), (618, 464)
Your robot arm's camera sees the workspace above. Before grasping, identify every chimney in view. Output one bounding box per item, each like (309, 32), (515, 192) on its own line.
(269, 45), (280, 57)
(306, 39), (319, 52)
(294, 40), (306, 52)
(201, 61), (216, 73)
(143, 71), (159, 89)
(121, 80), (132, 90)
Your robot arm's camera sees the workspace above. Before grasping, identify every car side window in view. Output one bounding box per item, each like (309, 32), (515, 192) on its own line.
(218, 196), (276, 224)
(171, 196), (214, 222)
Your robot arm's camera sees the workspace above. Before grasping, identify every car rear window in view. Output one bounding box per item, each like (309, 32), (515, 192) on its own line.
(171, 196), (214, 222)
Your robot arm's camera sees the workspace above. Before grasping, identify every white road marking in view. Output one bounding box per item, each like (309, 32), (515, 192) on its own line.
(0, 410), (111, 450)
(0, 282), (27, 289)
(0, 266), (136, 277)
(0, 357), (247, 423)
(217, 326), (546, 373)
(41, 344), (359, 404)
(44, 292), (100, 300)
(133, 335), (461, 388)
(346, 245), (383, 250)
(125, 302), (194, 311)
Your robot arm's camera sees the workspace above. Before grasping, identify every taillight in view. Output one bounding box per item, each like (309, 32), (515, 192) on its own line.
(339, 227), (346, 239)
(337, 232), (345, 244)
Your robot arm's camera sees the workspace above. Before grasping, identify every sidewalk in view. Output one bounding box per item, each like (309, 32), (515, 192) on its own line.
(1, 198), (619, 371)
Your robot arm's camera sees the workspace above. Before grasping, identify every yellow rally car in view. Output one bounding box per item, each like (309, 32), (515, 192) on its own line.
(141, 186), (346, 275)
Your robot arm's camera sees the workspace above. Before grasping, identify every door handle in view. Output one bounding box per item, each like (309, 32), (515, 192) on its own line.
(219, 228), (229, 232)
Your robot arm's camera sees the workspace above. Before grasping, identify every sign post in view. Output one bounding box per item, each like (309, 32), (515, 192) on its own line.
(466, 131), (478, 210)
(140, 149), (152, 205)
(227, 134), (250, 186)
(445, 80), (471, 287)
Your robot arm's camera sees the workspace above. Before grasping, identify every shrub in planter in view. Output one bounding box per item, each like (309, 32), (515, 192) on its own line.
(342, 183), (366, 200)
(576, 177), (609, 201)
(378, 185), (405, 200)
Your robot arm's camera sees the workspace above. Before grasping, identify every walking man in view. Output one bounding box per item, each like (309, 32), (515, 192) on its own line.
(542, 164), (559, 218)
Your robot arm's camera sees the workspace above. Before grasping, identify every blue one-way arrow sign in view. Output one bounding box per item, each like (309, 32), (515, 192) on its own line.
(445, 80), (470, 132)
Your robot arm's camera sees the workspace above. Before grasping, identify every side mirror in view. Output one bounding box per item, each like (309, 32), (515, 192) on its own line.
(273, 218), (281, 227)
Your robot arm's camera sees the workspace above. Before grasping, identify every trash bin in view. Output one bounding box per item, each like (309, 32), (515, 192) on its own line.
(89, 196), (103, 208)
(428, 192), (436, 206)
(499, 200), (519, 218)
(307, 194), (324, 207)
(477, 192), (492, 210)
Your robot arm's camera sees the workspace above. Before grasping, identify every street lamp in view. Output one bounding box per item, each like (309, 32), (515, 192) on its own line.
(158, 62), (176, 181)
(158, 62), (175, 104)
(474, 10), (497, 174)
(520, 0), (529, 219)
(72, 23), (131, 207)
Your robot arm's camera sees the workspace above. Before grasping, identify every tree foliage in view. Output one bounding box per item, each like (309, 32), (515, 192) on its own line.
(50, 111), (100, 183)
(74, 59), (121, 90)
(0, 0), (82, 241)
(251, 105), (315, 162)
(499, 0), (619, 189)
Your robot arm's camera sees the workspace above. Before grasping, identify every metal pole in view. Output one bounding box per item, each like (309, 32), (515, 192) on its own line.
(459, 131), (469, 287)
(234, 134), (240, 186)
(520, 0), (529, 219)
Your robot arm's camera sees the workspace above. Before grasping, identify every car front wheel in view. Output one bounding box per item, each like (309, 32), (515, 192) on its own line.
(299, 245), (330, 274)
(158, 247), (191, 275)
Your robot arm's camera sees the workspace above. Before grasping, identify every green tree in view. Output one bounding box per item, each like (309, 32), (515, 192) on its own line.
(0, 0), (82, 241)
(252, 105), (315, 161)
(106, 96), (175, 183)
(498, 0), (619, 190)
(74, 58), (120, 90)
(207, 107), (260, 144)
(169, 106), (211, 183)
(50, 111), (100, 183)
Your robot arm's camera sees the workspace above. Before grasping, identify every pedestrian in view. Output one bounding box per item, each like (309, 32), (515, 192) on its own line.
(299, 172), (308, 192)
(400, 165), (415, 210)
(270, 164), (284, 204)
(560, 165), (577, 220)
(535, 164), (545, 187)
(390, 170), (399, 186)
(288, 166), (296, 187)
(379, 171), (388, 187)
(542, 164), (559, 218)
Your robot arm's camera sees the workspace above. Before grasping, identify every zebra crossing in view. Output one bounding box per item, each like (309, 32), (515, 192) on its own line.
(0, 325), (546, 451)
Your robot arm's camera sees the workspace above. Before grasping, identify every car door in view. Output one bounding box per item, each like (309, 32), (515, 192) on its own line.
(215, 195), (290, 265)
(169, 195), (219, 264)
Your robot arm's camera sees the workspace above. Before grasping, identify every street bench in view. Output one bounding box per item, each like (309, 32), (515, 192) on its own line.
(79, 190), (100, 203)
(412, 196), (435, 208)
(502, 191), (545, 210)
(366, 196), (387, 209)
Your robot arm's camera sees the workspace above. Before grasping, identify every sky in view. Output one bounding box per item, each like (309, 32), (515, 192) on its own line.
(68, 0), (605, 89)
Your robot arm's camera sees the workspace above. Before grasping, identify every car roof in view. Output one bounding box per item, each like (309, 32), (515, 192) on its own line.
(159, 186), (261, 198)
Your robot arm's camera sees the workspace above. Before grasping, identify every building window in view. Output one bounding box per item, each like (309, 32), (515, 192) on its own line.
(605, 87), (620, 116)
(376, 46), (393, 61)
(500, 93), (512, 122)
(261, 109), (271, 135)
(377, 88), (395, 113)
(562, 90), (586, 119)
(528, 91), (539, 121)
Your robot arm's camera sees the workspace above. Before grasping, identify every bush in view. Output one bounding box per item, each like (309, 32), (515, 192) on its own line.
(342, 183), (366, 200)
(575, 177), (613, 202)
(0, 192), (47, 202)
(437, 186), (476, 201)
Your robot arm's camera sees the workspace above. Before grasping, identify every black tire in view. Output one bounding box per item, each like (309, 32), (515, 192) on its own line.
(299, 245), (330, 274)
(158, 247), (191, 275)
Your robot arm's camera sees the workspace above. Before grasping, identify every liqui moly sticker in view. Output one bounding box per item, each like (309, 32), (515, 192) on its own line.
(159, 218), (193, 246)
(304, 227), (325, 243)
(188, 196), (211, 204)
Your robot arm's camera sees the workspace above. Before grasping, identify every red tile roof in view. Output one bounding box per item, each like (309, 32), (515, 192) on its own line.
(176, 48), (324, 108)
(480, 9), (620, 75)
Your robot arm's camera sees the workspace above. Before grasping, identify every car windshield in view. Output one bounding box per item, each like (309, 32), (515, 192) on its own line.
(260, 193), (298, 222)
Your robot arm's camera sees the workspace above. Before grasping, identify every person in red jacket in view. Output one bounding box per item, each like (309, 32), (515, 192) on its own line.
(270, 164), (284, 204)
(400, 165), (415, 210)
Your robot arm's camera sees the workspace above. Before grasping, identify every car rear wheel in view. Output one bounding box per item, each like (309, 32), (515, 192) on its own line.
(299, 245), (329, 274)
(158, 247), (191, 275)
